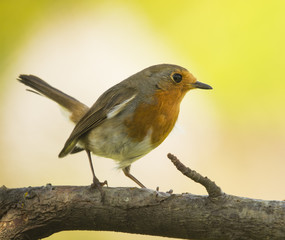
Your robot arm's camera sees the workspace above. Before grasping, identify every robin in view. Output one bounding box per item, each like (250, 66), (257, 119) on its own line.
(18, 64), (212, 189)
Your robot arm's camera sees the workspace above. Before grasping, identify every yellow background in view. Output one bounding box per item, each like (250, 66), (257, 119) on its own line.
(1, 1), (285, 239)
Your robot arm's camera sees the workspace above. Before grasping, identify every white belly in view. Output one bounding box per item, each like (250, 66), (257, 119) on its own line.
(79, 119), (153, 169)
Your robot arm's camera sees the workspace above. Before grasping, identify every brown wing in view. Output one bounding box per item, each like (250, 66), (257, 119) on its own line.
(58, 86), (137, 157)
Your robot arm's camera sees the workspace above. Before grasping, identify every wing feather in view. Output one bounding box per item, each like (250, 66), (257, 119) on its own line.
(58, 86), (137, 157)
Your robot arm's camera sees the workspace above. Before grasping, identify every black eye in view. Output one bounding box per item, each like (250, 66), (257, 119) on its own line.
(172, 73), (182, 83)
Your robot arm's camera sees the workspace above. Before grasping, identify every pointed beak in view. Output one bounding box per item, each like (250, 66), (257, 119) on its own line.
(192, 81), (212, 90)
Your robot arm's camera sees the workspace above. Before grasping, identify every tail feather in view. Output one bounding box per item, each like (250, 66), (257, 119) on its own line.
(18, 74), (89, 124)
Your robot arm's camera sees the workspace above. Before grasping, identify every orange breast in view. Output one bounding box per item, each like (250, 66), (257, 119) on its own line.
(125, 89), (186, 147)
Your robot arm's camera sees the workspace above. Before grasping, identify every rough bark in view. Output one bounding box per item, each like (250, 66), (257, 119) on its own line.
(0, 154), (284, 240)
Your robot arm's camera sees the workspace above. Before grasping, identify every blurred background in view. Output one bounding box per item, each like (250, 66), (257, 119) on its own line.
(1, 1), (285, 239)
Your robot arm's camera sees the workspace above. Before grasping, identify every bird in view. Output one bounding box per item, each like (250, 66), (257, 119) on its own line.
(18, 64), (212, 189)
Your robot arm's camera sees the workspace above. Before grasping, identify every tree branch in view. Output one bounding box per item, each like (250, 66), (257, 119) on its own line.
(1, 154), (284, 240)
(167, 153), (223, 198)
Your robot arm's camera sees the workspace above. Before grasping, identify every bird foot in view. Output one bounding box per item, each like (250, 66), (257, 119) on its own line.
(91, 180), (108, 188)
(90, 179), (108, 201)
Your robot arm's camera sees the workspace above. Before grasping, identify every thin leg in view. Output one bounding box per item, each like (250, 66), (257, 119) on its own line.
(86, 150), (107, 190)
(123, 165), (146, 188)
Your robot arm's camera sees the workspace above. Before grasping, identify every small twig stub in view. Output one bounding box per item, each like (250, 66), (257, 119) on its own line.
(167, 153), (223, 198)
